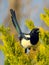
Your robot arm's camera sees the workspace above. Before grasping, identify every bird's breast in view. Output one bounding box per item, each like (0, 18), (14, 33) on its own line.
(21, 35), (32, 48)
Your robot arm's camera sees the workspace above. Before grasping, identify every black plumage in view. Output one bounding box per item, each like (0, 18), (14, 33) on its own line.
(30, 28), (39, 45)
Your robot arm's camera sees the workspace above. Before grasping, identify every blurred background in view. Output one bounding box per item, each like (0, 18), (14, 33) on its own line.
(0, 0), (49, 65)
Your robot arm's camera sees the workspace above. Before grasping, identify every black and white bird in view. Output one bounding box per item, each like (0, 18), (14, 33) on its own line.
(10, 9), (39, 53)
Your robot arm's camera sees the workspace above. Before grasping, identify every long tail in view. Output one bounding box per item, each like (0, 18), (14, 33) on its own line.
(10, 9), (22, 34)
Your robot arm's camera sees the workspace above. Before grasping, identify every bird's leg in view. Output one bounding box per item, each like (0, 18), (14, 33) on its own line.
(25, 48), (28, 53)
(25, 48), (31, 53)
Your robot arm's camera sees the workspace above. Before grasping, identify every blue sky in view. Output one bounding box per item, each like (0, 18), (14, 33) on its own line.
(20, 0), (44, 32)
(0, 0), (8, 24)
(0, 51), (4, 65)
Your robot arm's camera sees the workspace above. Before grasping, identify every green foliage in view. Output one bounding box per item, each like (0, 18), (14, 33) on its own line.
(25, 19), (35, 30)
(40, 8), (49, 26)
(44, 8), (49, 16)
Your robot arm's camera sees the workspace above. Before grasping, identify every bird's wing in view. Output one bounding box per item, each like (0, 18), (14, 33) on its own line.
(10, 9), (22, 34)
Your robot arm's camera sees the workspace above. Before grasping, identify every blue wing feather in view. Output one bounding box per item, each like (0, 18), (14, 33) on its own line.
(10, 9), (22, 34)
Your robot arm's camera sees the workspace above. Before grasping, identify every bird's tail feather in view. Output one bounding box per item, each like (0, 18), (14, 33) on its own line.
(10, 9), (22, 34)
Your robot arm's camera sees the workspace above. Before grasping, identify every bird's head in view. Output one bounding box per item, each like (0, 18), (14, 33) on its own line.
(30, 28), (39, 35)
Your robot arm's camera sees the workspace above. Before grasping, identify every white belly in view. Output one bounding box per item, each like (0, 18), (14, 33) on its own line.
(21, 39), (32, 48)
(21, 35), (32, 48)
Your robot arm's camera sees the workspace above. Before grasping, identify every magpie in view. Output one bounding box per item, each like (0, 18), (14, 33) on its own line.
(10, 9), (39, 53)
